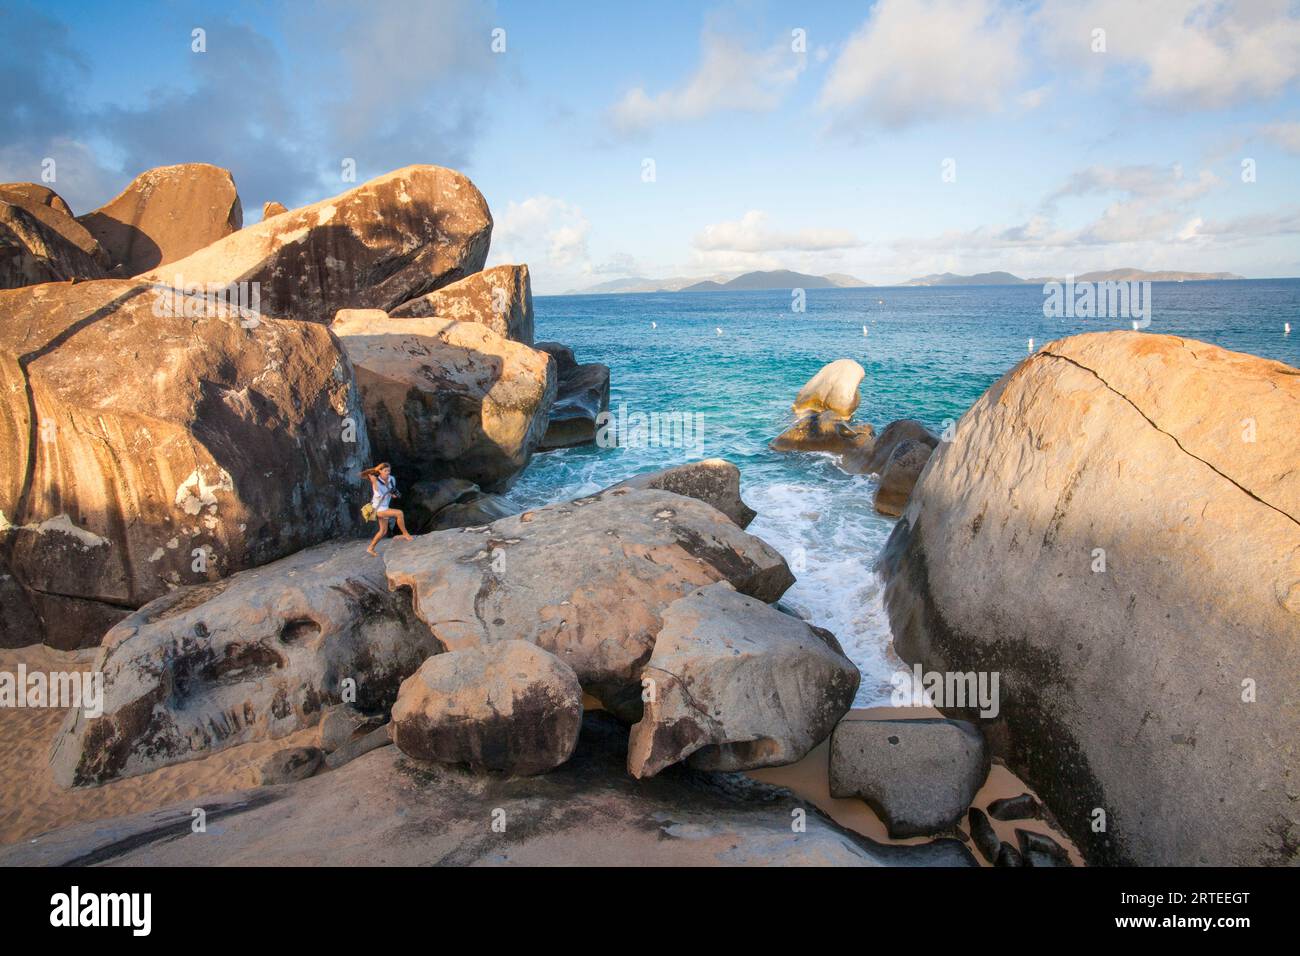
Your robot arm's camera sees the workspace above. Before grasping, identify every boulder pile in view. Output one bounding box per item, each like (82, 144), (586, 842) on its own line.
(7, 159), (1135, 872)
(48, 473), (862, 798)
(0, 163), (591, 646)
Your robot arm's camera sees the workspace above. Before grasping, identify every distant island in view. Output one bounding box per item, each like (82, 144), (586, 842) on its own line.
(568, 270), (871, 294)
(567, 268), (1246, 295)
(904, 269), (1245, 286)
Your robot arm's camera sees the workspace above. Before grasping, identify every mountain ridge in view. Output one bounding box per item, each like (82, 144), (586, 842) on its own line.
(564, 268), (1246, 295)
(566, 270), (871, 294)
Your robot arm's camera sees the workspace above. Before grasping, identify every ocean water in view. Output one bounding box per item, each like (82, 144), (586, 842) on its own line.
(505, 280), (1300, 706)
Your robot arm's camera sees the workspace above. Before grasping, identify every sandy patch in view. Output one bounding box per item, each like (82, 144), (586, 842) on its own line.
(0, 644), (319, 848)
(749, 706), (1085, 866)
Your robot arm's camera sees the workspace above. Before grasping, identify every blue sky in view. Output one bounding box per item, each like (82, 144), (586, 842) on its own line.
(4, 0), (1299, 292)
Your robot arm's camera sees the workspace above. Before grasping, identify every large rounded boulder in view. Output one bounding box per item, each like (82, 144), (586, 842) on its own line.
(391, 640), (583, 776)
(50, 540), (440, 787)
(140, 165), (491, 321)
(878, 331), (1300, 865)
(330, 309), (556, 490)
(390, 263), (534, 345)
(792, 358), (865, 418)
(77, 163), (243, 276)
(628, 582), (859, 778)
(0, 278), (371, 649)
(610, 459), (756, 528)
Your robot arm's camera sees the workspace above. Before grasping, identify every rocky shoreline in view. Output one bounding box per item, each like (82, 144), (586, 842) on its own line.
(2, 163), (1294, 867)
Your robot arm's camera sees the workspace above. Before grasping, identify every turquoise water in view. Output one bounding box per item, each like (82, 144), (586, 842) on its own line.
(507, 280), (1300, 705)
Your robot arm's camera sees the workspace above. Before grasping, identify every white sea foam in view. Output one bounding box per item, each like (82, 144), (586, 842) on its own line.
(744, 476), (903, 707)
(508, 448), (905, 705)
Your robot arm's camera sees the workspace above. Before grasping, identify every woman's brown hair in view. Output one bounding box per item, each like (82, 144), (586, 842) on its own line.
(360, 463), (391, 479)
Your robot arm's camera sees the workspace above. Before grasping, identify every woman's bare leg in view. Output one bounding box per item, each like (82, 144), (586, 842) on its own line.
(378, 508), (413, 541)
(367, 518), (388, 556)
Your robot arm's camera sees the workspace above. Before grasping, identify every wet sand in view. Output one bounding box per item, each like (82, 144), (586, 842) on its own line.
(749, 707), (1085, 866)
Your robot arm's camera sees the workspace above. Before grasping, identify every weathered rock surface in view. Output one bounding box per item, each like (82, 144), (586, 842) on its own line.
(628, 582), (859, 778)
(844, 418), (939, 475)
(873, 439), (934, 517)
(262, 201), (288, 218)
(5, 712), (977, 867)
(324, 724), (393, 771)
(771, 410), (875, 459)
(828, 718), (989, 838)
(1017, 828), (1072, 867)
(391, 264), (534, 345)
(535, 341), (610, 449)
(793, 359), (865, 418)
(879, 331), (1300, 865)
(391, 641), (583, 776)
(49, 539), (439, 787)
(610, 459), (756, 528)
(0, 279), (371, 649)
(995, 842), (1023, 867)
(259, 746), (324, 785)
(968, 807), (1000, 864)
(139, 165), (491, 321)
(988, 793), (1044, 821)
(383, 487), (796, 720)
(0, 182), (75, 217)
(316, 704), (377, 753)
(404, 477), (480, 533)
(331, 309), (555, 490)
(0, 199), (108, 288)
(429, 493), (518, 530)
(78, 163), (242, 276)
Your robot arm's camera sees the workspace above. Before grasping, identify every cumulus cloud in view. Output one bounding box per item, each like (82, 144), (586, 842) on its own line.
(488, 195), (593, 292)
(818, 0), (1025, 130)
(693, 210), (861, 253)
(1036, 0), (1300, 108)
(687, 211), (863, 275)
(610, 32), (805, 134)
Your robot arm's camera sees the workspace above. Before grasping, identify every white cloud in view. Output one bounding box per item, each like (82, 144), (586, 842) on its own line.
(1259, 121), (1300, 154)
(1036, 0), (1300, 108)
(818, 0), (1025, 129)
(488, 195), (593, 293)
(882, 160), (1268, 259)
(693, 210), (861, 253)
(1046, 163), (1219, 205)
(610, 32), (805, 134)
(1186, 207), (1300, 239)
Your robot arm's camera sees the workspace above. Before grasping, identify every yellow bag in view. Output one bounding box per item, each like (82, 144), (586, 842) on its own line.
(361, 503), (376, 522)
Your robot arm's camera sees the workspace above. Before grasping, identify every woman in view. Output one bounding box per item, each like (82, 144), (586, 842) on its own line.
(361, 463), (414, 556)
